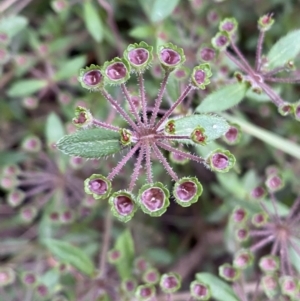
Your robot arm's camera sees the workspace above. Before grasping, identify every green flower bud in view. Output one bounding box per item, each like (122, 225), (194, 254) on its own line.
(120, 129), (133, 146)
(78, 64), (103, 90)
(0, 267), (16, 287)
(72, 106), (93, 128)
(191, 127), (208, 145)
(219, 263), (240, 282)
(159, 272), (181, 294)
(279, 276), (298, 298)
(258, 14), (274, 31)
(219, 18), (238, 35)
(206, 149), (236, 173)
(261, 275), (279, 299)
(191, 64), (212, 89)
(84, 174), (112, 200)
(142, 268), (160, 285)
(190, 280), (211, 300)
(223, 123), (241, 145)
(278, 102), (293, 117)
(252, 212), (269, 227)
(259, 255), (280, 273)
(102, 57), (131, 84)
(233, 249), (254, 269)
(211, 31), (230, 51)
(135, 284), (156, 301)
(265, 174), (284, 192)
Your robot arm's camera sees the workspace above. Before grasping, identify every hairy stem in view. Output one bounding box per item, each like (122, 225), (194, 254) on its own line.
(128, 146), (144, 192)
(145, 142), (153, 184)
(255, 30), (265, 72)
(138, 72), (148, 125)
(92, 119), (121, 132)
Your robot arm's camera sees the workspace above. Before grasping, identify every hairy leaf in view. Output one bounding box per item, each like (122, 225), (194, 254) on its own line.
(43, 238), (95, 276)
(0, 16), (28, 38)
(8, 79), (47, 97)
(196, 83), (247, 113)
(196, 272), (239, 301)
(169, 114), (229, 144)
(56, 128), (121, 158)
(267, 29), (300, 69)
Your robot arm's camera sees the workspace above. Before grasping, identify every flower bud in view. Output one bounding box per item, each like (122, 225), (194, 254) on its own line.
(233, 249), (254, 269)
(165, 120), (176, 134)
(265, 174), (284, 192)
(158, 43), (186, 71)
(120, 129), (133, 146)
(102, 58), (130, 84)
(169, 151), (189, 165)
(22, 272), (37, 286)
(109, 191), (137, 222)
(60, 210), (75, 224)
(138, 183), (170, 217)
(22, 135), (42, 153)
(124, 42), (153, 72)
(292, 101), (300, 121)
(219, 263), (240, 281)
(261, 275), (279, 299)
(219, 18), (238, 34)
(134, 257), (151, 274)
(252, 212), (268, 227)
(259, 255), (280, 273)
(190, 280), (211, 300)
(279, 276), (298, 297)
(211, 32), (230, 50)
(191, 127), (207, 145)
(231, 207), (248, 224)
(207, 10), (219, 25)
(2, 165), (20, 177)
(78, 64), (103, 90)
(22, 96), (39, 110)
(235, 227), (249, 242)
(84, 174), (112, 200)
(7, 189), (25, 207)
(258, 14), (274, 31)
(250, 186), (267, 199)
(121, 278), (137, 295)
(278, 102), (293, 117)
(0, 267), (15, 287)
(72, 106), (93, 128)
(234, 72), (244, 83)
(223, 123), (241, 145)
(199, 47), (215, 62)
(0, 176), (17, 191)
(20, 206), (38, 223)
(173, 177), (203, 207)
(107, 249), (122, 264)
(49, 211), (60, 223)
(135, 284), (156, 301)
(69, 156), (85, 169)
(190, 64), (212, 89)
(51, 0), (69, 13)
(159, 272), (181, 294)
(206, 149), (236, 173)
(35, 284), (49, 298)
(142, 268), (160, 285)
(174, 66), (189, 80)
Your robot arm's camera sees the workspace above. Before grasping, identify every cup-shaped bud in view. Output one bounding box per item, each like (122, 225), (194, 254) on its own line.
(158, 43), (186, 71)
(250, 186), (267, 199)
(138, 183), (170, 217)
(223, 123), (241, 145)
(22, 272), (37, 286)
(124, 42), (153, 72)
(199, 47), (215, 62)
(60, 210), (75, 224)
(0, 176), (17, 191)
(109, 191), (137, 222)
(2, 165), (20, 177)
(51, 0), (68, 13)
(120, 129), (133, 146)
(79, 65), (103, 90)
(134, 257), (151, 274)
(279, 276), (298, 297)
(235, 227), (249, 242)
(231, 207), (248, 224)
(165, 120), (176, 134)
(252, 212), (268, 227)
(278, 102), (293, 117)
(219, 263), (240, 282)
(173, 177), (203, 207)
(174, 66), (189, 80)
(84, 174), (112, 200)
(121, 278), (137, 295)
(233, 249), (254, 269)
(7, 189), (25, 207)
(265, 174), (284, 192)
(190, 280), (211, 300)
(262, 275), (279, 299)
(159, 272), (181, 294)
(72, 106), (93, 128)
(20, 206), (38, 223)
(191, 64), (212, 89)
(292, 101), (300, 121)
(107, 248), (122, 264)
(259, 255), (280, 273)
(211, 32), (230, 50)
(69, 156), (85, 169)
(206, 149), (236, 173)
(191, 127), (207, 145)
(142, 268), (160, 285)
(35, 284), (49, 298)
(22, 96), (39, 110)
(219, 18), (238, 35)
(102, 57), (130, 84)
(22, 135), (41, 153)
(0, 267), (15, 287)
(258, 14), (274, 31)
(135, 284), (156, 301)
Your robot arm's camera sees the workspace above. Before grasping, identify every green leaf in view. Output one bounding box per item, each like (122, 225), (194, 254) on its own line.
(45, 112), (65, 146)
(139, 0), (180, 23)
(171, 114), (229, 144)
(54, 55), (86, 81)
(0, 16), (28, 38)
(267, 29), (300, 69)
(129, 25), (155, 39)
(56, 128), (122, 158)
(43, 238), (95, 276)
(0, 151), (26, 166)
(114, 229), (135, 280)
(8, 79), (47, 97)
(289, 239), (300, 273)
(196, 272), (239, 301)
(83, 0), (104, 42)
(246, 86), (281, 102)
(196, 83), (247, 113)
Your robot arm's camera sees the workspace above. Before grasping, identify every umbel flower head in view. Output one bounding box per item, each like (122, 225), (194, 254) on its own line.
(56, 42), (235, 222)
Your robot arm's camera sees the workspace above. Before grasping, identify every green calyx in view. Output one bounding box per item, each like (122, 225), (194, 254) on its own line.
(108, 190), (137, 223)
(72, 106), (93, 128)
(191, 64), (212, 89)
(102, 57), (131, 85)
(258, 14), (274, 32)
(190, 280), (211, 300)
(84, 174), (111, 200)
(252, 211), (269, 227)
(160, 273), (181, 294)
(223, 123), (242, 145)
(233, 249), (254, 269)
(206, 148), (236, 173)
(219, 18), (238, 35)
(211, 31), (230, 51)
(259, 255), (280, 274)
(157, 43), (186, 71)
(124, 41), (153, 72)
(138, 182), (170, 217)
(173, 177), (203, 207)
(120, 129), (133, 146)
(78, 64), (103, 90)
(219, 263), (240, 282)
(190, 127), (208, 145)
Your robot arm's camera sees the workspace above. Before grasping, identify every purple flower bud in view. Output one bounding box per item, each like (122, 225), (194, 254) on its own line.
(190, 280), (211, 300)
(22, 272), (37, 286)
(58, 93), (71, 105)
(250, 186), (266, 199)
(212, 32), (230, 50)
(0, 32), (9, 44)
(20, 206), (37, 223)
(191, 64), (212, 89)
(280, 276), (298, 297)
(265, 174), (284, 192)
(0, 176), (17, 191)
(160, 273), (181, 294)
(69, 156), (85, 169)
(22, 97), (39, 110)
(207, 149), (236, 173)
(233, 249), (253, 269)
(207, 10), (219, 24)
(219, 263), (240, 282)
(199, 47), (215, 62)
(191, 127), (207, 145)
(135, 284), (156, 301)
(128, 48), (149, 66)
(7, 189), (25, 207)
(36, 284), (49, 297)
(252, 212), (268, 227)
(108, 249), (122, 263)
(84, 174), (111, 200)
(49, 211), (60, 222)
(219, 18), (238, 34)
(51, 0), (68, 13)
(158, 43), (185, 71)
(224, 124), (241, 145)
(143, 268), (160, 284)
(259, 255), (280, 273)
(278, 103), (293, 116)
(22, 136), (41, 153)
(262, 275), (279, 298)
(235, 227), (249, 242)
(83, 70), (102, 86)
(160, 49), (181, 66)
(60, 210), (75, 223)
(134, 257), (150, 274)
(0, 268), (15, 287)
(231, 207), (248, 224)
(170, 151), (189, 165)
(258, 14), (274, 31)
(106, 62), (127, 80)
(121, 278), (137, 294)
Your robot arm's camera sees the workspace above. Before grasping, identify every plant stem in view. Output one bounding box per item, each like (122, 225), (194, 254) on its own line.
(92, 119), (121, 132)
(138, 72), (148, 125)
(255, 30), (265, 71)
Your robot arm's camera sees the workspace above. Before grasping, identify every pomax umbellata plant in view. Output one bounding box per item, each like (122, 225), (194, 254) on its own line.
(56, 41), (236, 222)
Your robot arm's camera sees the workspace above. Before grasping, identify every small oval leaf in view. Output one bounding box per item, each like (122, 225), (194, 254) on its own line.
(196, 272), (239, 301)
(196, 83), (247, 113)
(56, 128), (122, 158)
(43, 238), (95, 276)
(267, 29), (300, 69)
